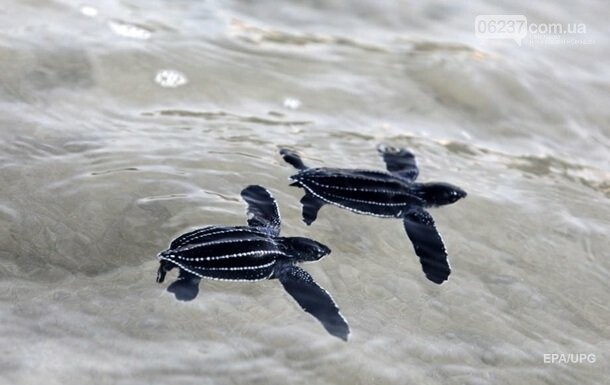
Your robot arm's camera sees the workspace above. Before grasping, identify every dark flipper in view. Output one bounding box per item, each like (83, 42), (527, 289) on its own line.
(402, 208), (451, 284)
(280, 149), (308, 170)
(240, 185), (281, 236)
(300, 193), (324, 226)
(157, 259), (176, 283)
(157, 264), (168, 283)
(378, 145), (419, 182)
(276, 264), (349, 341)
(167, 270), (201, 301)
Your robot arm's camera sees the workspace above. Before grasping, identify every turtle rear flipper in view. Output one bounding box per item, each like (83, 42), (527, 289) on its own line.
(300, 193), (324, 225)
(241, 185), (281, 235)
(378, 144), (419, 182)
(276, 264), (349, 341)
(402, 207), (451, 284)
(167, 270), (202, 301)
(280, 149), (308, 170)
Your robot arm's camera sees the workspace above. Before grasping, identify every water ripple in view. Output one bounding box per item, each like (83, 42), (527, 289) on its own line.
(143, 109), (312, 126)
(107, 20), (152, 40)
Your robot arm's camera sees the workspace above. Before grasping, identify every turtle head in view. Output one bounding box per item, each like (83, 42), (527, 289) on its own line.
(419, 182), (467, 207)
(156, 258), (176, 283)
(281, 237), (331, 262)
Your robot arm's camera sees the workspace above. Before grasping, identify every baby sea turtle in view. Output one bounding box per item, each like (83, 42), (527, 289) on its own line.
(280, 146), (466, 284)
(156, 185), (349, 341)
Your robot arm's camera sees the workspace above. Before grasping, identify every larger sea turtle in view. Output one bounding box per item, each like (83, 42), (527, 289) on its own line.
(156, 185), (349, 340)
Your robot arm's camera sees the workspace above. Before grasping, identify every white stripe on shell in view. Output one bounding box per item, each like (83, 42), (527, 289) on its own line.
(301, 177), (406, 194)
(305, 180), (400, 194)
(311, 170), (397, 183)
(176, 236), (276, 252)
(171, 227), (267, 248)
(331, 194), (408, 207)
(170, 226), (217, 247)
(312, 187), (413, 207)
(272, 195), (281, 229)
(299, 183), (397, 218)
(159, 255), (203, 278)
(170, 249), (286, 262)
(159, 256), (274, 282)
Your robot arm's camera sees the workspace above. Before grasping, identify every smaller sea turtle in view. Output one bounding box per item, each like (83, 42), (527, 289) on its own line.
(280, 146), (466, 284)
(156, 185), (349, 341)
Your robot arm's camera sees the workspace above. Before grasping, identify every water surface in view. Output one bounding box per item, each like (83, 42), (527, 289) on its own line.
(0, 1), (608, 384)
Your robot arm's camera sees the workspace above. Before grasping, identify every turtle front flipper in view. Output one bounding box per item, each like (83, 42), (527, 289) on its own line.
(240, 185), (281, 236)
(402, 207), (451, 284)
(280, 149), (308, 170)
(167, 270), (202, 301)
(276, 264), (349, 341)
(300, 193), (324, 225)
(378, 145), (419, 182)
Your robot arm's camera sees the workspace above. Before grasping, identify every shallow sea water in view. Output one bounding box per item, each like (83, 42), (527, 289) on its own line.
(0, 1), (609, 384)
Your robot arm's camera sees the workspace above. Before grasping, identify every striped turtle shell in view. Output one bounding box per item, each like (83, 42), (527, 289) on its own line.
(292, 168), (424, 218)
(155, 185), (350, 341)
(280, 147), (467, 285)
(159, 226), (281, 282)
